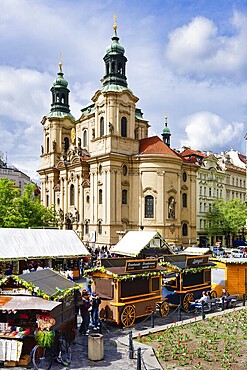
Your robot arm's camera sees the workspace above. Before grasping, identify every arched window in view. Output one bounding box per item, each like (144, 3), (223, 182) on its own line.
(100, 117), (104, 137)
(122, 189), (127, 205)
(99, 189), (103, 204)
(145, 195), (154, 218)
(64, 137), (69, 151)
(83, 130), (87, 147)
(182, 172), (187, 182)
(182, 193), (187, 208)
(56, 93), (59, 102)
(98, 220), (102, 235)
(122, 165), (128, 176)
(85, 220), (89, 234)
(182, 223), (188, 236)
(70, 184), (75, 206)
(61, 94), (65, 104)
(117, 62), (123, 74)
(46, 137), (50, 153)
(111, 61), (115, 73)
(99, 165), (102, 175)
(121, 117), (127, 137)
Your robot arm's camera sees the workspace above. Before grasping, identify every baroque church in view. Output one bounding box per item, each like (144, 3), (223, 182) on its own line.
(38, 22), (198, 248)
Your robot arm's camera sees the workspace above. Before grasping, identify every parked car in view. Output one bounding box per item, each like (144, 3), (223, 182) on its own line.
(231, 249), (245, 258)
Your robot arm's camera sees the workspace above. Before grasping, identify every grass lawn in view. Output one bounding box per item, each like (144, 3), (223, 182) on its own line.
(136, 308), (247, 369)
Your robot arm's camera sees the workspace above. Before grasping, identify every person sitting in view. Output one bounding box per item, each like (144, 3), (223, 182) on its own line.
(187, 291), (208, 312)
(221, 288), (230, 298)
(221, 288), (230, 308)
(4, 265), (12, 276)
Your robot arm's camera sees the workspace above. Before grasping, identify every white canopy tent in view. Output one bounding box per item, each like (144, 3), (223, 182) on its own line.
(0, 228), (90, 260)
(111, 231), (171, 257)
(183, 247), (210, 255)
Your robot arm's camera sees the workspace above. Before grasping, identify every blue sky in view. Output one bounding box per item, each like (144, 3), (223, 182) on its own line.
(0, 0), (246, 181)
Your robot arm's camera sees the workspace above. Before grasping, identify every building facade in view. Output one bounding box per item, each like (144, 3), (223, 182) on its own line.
(38, 23), (198, 247)
(0, 152), (32, 192)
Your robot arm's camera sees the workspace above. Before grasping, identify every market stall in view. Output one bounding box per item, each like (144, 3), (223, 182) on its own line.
(87, 257), (168, 328)
(0, 269), (79, 367)
(0, 228), (90, 279)
(210, 257), (247, 298)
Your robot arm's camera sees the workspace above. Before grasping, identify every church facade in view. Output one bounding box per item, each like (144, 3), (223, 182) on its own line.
(38, 23), (198, 247)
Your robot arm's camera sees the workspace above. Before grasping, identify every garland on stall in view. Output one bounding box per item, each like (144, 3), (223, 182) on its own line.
(84, 266), (168, 281)
(159, 261), (215, 274)
(0, 275), (80, 301)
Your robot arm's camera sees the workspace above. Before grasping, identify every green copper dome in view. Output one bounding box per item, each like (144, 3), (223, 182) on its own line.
(52, 71), (68, 88)
(106, 35), (125, 55)
(162, 126), (171, 134)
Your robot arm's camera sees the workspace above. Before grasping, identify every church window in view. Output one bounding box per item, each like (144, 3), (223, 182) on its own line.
(121, 117), (127, 137)
(99, 165), (102, 175)
(209, 188), (212, 197)
(70, 184), (75, 206)
(86, 195), (90, 203)
(46, 194), (49, 207)
(122, 189), (127, 204)
(117, 62), (123, 74)
(111, 61), (115, 73)
(46, 137), (50, 153)
(99, 189), (103, 204)
(61, 94), (65, 104)
(98, 220), (102, 235)
(56, 93), (59, 103)
(182, 193), (187, 207)
(83, 130), (87, 147)
(106, 63), (109, 74)
(85, 220), (89, 234)
(145, 195), (154, 218)
(100, 117), (104, 137)
(64, 137), (69, 151)
(182, 172), (187, 182)
(182, 223), (188, 236)
(122, 165), (128, 176)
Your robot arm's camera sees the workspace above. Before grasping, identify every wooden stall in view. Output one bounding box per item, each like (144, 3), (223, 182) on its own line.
(210, 257), (247, 299)
(160, 254), (215, 310)
(0, 269), (79, 367)
(87, 258), (168, 328)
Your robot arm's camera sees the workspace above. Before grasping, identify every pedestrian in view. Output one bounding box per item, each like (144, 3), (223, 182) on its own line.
(91, 292), (101, 330)
(79, 291), (91, 335)
(86, 275), (93, 293)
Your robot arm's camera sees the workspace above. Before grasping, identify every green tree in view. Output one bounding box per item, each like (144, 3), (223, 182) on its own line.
(0, 179), (59, 228)
(206, 199), (247, 247)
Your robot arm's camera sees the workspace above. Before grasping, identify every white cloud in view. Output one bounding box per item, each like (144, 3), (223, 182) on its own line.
(180, 112), (244, 152)
(166, 12), (247, 80)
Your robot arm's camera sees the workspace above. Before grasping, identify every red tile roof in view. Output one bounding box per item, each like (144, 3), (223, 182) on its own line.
(139, 136), (180, 158)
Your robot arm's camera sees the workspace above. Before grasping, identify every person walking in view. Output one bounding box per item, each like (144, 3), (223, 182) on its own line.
(91, 292), (101, 330)
(79, 291), (92, 335)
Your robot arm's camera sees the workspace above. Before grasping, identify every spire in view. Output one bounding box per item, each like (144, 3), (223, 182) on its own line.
(48, 57), (74, 119)
(101, 16), (128, 90)
(162, 115), (171, 147)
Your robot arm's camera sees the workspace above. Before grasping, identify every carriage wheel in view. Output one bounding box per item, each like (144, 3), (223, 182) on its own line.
(121, 305), (136, 328)
(183, 293), (194, 310)
(211, 290), (217, 298)
(159, 301), (169, 317)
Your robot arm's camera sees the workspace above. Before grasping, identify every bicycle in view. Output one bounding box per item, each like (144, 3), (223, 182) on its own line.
(31, 330), (72, 369)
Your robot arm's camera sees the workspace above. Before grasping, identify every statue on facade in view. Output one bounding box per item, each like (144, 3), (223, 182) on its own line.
(52, 140), (56, 151)
(168, 197), (175, 219)
(109, 122), (114, 133)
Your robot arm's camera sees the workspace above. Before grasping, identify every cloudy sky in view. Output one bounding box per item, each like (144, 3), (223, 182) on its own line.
(0, 0), (246, 181)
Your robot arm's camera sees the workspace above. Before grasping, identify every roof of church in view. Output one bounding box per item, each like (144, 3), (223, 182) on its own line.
(139, 136), (180, 158)
(180, 148), (206, 158)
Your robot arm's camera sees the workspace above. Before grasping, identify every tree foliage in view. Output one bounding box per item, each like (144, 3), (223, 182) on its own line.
(0, 179), (59, 228)
(206, 198), (247, 246)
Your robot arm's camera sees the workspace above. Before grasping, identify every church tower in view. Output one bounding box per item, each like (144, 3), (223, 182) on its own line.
(162, 116), (171, 147)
